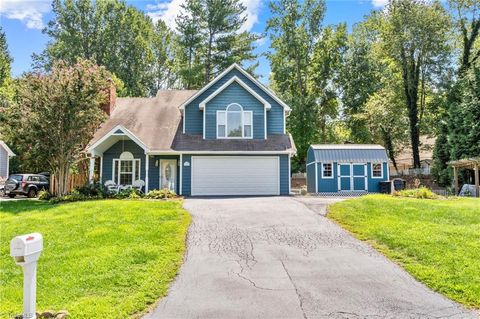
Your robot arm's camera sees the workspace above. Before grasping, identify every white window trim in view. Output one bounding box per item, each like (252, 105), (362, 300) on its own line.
(216, 103), (253, 139)
(321, 162), (334, 179)
(371, 162), (384, 179)
(112, 158), (141, 185)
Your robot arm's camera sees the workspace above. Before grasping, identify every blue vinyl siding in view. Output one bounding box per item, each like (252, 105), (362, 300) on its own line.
(181, 154), (289, 196)
(184, 68), (285, 136)
(317, 163), (338, 193)
(181, 155), (192, 196)
(307, 163), (316, 193)
(205, 82), (265, 139)
(308, 161), (389, 193)
(102, 140), (145, 184)
(367, 162), (389, 192)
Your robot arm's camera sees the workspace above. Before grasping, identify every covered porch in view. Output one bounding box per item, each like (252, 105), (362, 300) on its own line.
(449, 157), (480, 197)
(87, 126), (180, 194)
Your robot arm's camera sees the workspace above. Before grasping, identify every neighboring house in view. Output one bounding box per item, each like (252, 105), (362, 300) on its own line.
(0, 140), (15, 180)
(306, 144), (389, 194)
(88, 64), (296, 196)
(390, 136), (435, 176)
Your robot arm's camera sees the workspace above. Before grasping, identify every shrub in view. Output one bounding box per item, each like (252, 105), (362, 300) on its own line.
(75, 182), (107, 198)
(394, 187), (438, 199)
(112, 188), (143, 199)
(38, 190), (53, 200)
(145, 188), (177, 199)
(49, 191), (102, 204)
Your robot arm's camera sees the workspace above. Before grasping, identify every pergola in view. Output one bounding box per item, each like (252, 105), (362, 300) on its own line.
(449, 157), (480, 197)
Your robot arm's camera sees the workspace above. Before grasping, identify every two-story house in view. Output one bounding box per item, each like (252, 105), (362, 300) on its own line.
(87, 64), (296, 196)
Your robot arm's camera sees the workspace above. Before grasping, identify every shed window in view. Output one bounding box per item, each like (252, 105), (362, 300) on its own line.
(217, 103), (252, 139)
(372, 163), (383, 178)
(322, 163), (333, 178)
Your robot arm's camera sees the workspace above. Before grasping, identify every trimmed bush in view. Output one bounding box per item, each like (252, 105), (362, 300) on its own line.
(38, 190), (53, 200)
(394, 187), (438, 199)
(145, 188), (177, 199)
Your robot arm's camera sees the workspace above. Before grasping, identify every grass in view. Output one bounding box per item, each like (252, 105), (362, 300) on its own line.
(328, 195), (480, 308)
(0, 199), (191, 319)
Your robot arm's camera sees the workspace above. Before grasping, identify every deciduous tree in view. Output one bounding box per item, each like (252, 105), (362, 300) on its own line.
(5, 59), (112, 196)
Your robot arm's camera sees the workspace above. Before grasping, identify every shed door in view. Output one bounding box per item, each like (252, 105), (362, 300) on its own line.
(338, 164), (351, 191)
(353, 164), (367, 191)
(191, 156), (279, 196)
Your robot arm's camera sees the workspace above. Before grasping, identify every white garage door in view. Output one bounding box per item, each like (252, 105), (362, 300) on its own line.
(191, 156), (280, 196)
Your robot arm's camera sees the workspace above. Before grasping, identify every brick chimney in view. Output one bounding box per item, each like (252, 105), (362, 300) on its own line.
(101, 78), (116, 116)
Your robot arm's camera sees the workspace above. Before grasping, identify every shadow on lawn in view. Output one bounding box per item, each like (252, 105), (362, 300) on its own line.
(0, 200), (57, 215)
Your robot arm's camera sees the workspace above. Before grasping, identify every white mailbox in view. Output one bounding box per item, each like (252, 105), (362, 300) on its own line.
(10, 233), (43, 319)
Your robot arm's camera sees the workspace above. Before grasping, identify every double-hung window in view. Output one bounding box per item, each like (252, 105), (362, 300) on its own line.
(372, 163), (383, 178)
(217, 103), (253, 138)
(322, 163), (333, 178)
(113, 152), (141, 185)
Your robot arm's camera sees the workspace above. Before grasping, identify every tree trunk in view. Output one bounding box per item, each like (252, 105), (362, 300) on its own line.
(400, 50), (421, 168)
(382, 128), (398, 173)
(54, 163), (71, 197)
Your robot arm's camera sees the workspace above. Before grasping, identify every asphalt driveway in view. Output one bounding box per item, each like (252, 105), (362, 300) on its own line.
(144, 197), (475, 319)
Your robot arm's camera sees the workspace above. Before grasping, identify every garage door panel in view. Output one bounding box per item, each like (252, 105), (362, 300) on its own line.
(191, 156), (279, 196)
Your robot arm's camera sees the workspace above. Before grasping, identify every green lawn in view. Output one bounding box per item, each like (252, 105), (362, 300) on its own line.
(0, 200), (190, 319)
(328, 195), (480, 308)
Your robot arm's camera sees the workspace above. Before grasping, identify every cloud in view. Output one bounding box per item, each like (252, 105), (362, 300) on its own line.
(0, 0), (51, 29)
(146, 0), (262, 32)
(371, 0), (388, 8)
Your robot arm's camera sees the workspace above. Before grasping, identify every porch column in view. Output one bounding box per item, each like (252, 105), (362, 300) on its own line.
(99, 155), (103, 184)
(453, 166), (459, 196)
(145, 154), (149, 193)
(88, 156), (95, 184)
(475, 164), (479, 198)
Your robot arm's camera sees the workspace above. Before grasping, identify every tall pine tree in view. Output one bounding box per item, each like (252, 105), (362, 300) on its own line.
(175, 0), (259, 88)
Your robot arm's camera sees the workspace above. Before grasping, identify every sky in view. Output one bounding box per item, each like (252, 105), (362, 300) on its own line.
(0, 0), (387, 83)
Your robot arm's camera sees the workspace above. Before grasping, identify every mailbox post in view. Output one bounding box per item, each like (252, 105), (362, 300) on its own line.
(10, 233), (43, 319)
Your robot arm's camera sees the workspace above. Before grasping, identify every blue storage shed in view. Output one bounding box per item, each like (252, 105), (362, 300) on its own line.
(306, 144), (389, 194)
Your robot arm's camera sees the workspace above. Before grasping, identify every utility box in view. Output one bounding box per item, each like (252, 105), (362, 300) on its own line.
(10, 233), (43, 319)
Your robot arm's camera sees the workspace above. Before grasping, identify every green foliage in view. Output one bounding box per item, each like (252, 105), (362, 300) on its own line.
(111, 188), (144, 199)
(36, 0), (156, 96)
(48, 191), (103, 204)
(378, 0), (452, 168)
(3, 59), (111, 195)
(267, 0), (348, 171)
(328, 195), (480, 308)
(145, 188), (178, 199)
(394, 187), (438, 199)
(75, 182), (108, 197)
(175, 0), (259, 88)
(448, 60), (480, 160)
(38, 190), (53, 201)
(0, 200), (190, 318)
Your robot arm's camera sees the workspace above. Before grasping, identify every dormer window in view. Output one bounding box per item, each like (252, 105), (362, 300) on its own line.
(217, 103), (253, 139)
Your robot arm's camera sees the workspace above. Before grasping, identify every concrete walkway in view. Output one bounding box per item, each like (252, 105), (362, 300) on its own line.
(144, 197), (475, 319)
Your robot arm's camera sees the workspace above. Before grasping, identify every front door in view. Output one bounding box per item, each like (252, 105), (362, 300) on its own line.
(338, 164), (351, 191)
(160, 159), (177, 192)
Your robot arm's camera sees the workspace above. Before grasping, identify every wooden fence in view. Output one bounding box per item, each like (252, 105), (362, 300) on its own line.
(50, 173), (88, 194)
(49, 159), (89, 194)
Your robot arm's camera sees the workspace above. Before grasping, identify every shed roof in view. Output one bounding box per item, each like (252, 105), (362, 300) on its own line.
(310, 144), (388, 163)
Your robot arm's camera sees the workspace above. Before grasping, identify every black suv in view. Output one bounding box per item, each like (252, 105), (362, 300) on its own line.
(4, 174), (50, 198)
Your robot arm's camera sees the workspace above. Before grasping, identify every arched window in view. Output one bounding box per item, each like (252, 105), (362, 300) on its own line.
(217, 103), (253, 138)
(113, 151), (141, 185)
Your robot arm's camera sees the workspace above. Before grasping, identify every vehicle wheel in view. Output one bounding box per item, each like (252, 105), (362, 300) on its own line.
(8, 194), (16, 198)
(27, 188), (37, 198)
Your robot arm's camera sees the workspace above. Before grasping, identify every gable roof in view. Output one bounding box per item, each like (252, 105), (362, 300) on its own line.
(179, 63), (291, 112)
(0, 140), (15, 156)
(310, 144), (388, 163)
(199, 76), (271, 110)
(89, 90), (197, 153)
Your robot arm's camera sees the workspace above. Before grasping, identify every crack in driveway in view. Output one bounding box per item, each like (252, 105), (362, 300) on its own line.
(143, 197), (476, 319)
